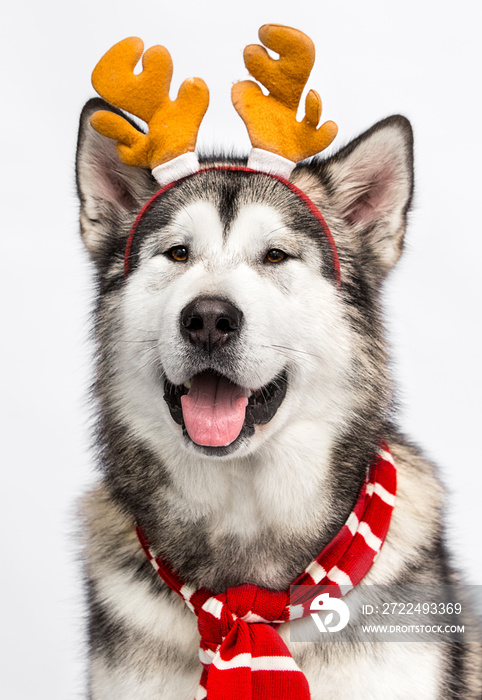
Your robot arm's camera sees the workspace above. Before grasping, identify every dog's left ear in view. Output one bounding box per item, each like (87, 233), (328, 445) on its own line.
(303, 116), (414, 277)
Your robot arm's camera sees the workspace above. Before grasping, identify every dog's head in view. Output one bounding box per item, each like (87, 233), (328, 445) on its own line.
(76, 99), (413, 468)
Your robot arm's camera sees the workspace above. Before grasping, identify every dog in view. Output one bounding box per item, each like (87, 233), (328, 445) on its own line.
(76, 32), (482, 700)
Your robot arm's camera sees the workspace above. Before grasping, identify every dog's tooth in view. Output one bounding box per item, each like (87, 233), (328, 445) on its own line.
(247, 391), (253, 398)
(184, 379), (192, 389)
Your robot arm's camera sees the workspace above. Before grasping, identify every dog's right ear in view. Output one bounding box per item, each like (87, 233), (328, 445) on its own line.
(76, 98), (157, 263)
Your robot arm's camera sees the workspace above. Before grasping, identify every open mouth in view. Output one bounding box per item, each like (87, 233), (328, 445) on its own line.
(163, 369), (288, 451)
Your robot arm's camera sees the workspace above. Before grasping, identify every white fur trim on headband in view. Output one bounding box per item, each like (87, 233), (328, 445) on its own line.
(151, 151), (201, 187)
(247, 148), (296, 179)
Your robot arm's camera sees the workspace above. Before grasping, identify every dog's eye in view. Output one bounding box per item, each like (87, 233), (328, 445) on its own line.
(265, 248), (287, 264)
(166, 245), (188, 262)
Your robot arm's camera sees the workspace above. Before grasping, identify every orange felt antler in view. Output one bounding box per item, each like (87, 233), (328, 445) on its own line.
(232, 24), (337, 163)
(90, 37), (209, 169)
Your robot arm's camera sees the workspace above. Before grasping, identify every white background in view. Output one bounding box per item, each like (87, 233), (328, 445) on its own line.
(1, 0), (481, 697)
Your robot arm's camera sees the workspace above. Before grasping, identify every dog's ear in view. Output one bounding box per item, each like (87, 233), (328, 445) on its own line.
(300, 116), (414, 278)
(76, 98), (157, 263)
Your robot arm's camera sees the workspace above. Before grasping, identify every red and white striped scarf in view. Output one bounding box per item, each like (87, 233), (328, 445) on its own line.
(136, 443), (396, 700)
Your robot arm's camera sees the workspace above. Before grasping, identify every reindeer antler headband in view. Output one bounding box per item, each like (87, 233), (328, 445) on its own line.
(90, 24), (341, 284)
(90, 24), (337, 185)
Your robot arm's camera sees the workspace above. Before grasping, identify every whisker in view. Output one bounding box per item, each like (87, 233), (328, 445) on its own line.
(263, 344), (325, 361)
(131, 353), (161, 375)
(260, 385), (270, 402)
(266, 226), (287, 237)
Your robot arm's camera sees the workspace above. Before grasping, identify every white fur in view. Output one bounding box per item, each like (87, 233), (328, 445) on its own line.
(288, 640), (443, 700)
(90, 656), (200, 700)
(95, 567), (199, 652)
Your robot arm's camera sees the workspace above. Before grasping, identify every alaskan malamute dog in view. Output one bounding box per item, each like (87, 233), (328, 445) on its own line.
(76, 96), (481, 697)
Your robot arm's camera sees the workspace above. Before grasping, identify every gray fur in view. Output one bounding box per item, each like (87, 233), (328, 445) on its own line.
(76, 100), (481, 698)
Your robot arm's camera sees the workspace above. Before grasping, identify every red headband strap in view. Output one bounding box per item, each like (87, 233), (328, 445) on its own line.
(124, 167), (341, 286)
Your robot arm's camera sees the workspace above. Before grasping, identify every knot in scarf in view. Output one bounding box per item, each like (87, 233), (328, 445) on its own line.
(198, 583), (289, 643)
(136, 443), (397, 700)
(194, 584), (308, 699)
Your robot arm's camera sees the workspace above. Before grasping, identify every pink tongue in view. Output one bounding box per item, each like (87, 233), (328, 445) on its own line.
(180, 372), (249, 447)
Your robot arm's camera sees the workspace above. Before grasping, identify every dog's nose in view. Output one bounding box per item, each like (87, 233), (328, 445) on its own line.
(180, 297), (243, 352)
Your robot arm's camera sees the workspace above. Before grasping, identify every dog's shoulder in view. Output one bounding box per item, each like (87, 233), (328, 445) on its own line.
(79, 484), (201, 686)
(364, 436), (445, 585)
